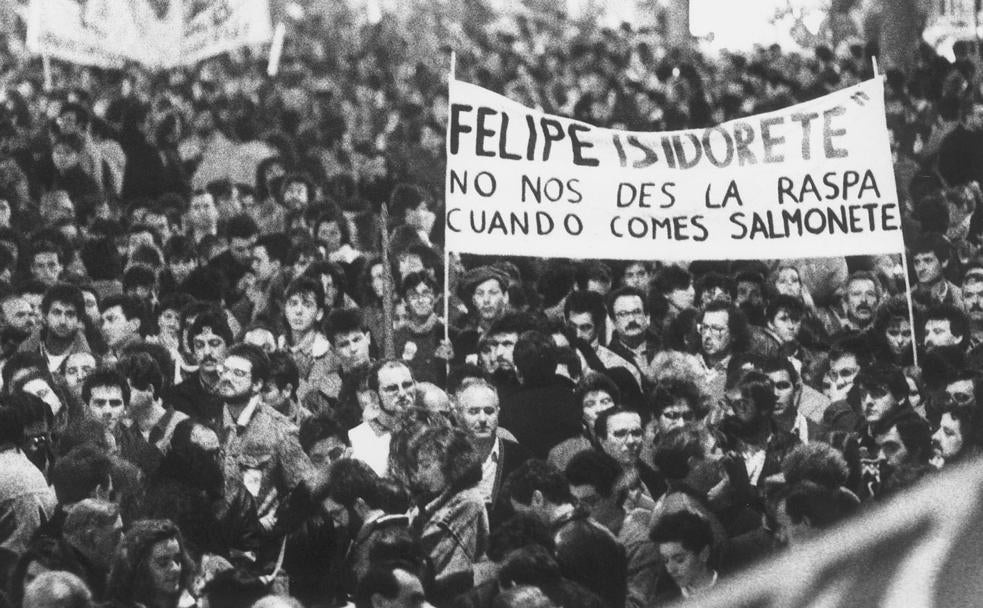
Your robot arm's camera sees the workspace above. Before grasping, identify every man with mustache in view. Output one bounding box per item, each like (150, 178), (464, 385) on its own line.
(816, 271), (881, 339)
(911, 233), (963, 309)
(476, 312), (536, 397)
(454, 379), (530, 525)
(697, 301), (750, 405)
(348, 359), (418, 476)
(605, 286), (660, 377)
(962, 265), (983, 352)
(218, 343), (312, 519)
(931, 400), (982, 468)
(165, 310), (232, 427)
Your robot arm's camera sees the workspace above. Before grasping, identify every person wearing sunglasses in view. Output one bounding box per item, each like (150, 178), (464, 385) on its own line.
(594, 407), (666, 508)
(761, 357), (826, 444)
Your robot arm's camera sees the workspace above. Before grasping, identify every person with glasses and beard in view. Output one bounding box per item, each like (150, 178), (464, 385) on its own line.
(142, 418), (263, 563)
(718, 370), (799, 490)
(217, 343), (313, 529)
(605, 287), (661, 378)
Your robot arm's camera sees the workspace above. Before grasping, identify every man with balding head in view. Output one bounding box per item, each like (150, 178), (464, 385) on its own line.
(455, 379), (530, 524)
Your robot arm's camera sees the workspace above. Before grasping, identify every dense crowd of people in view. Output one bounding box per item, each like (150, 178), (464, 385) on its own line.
(0, 6), (980, 608)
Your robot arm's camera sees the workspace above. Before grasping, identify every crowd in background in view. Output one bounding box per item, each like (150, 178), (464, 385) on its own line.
(0, 6), (980, 608)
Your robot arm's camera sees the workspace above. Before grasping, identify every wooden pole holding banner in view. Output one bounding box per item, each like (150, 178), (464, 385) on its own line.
(444, 51), (456, 347)
(379, 204), (396, 359)
(42, 51), (52, 91)
(267, 22), (286, 77)
(873, 55), (919, 369)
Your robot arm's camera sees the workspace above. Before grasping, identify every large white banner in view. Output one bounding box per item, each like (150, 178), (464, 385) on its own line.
(26, 0), (272, 69)
(444, 77), (904, 261)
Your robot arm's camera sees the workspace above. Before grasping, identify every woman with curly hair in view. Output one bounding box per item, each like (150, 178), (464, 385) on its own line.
(104, 519), (196, 608)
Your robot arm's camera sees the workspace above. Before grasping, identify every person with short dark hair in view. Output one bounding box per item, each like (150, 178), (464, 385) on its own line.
(218, 343), (313, 514)
(18, 282), (91, 377)
(505, 460), (627, 608)
(314, 458), (412, 595)
(499, 331), (581, 459)
(922, 303), (970, 353)
(99, 293), (145, 363)
(355, 561), (433, 608)
(395, 271), (454, 385)
(564, 290), (641, 390)
(718, 370), (800, 489)
(932, 400), (983, 467)
(649, 511), (718, 600)
(279, 276), (342, 407)
(911, 232), (962, 308)
(162, 309), (232, 426)
(232, 232), (292, 328)
(452, 266), (512, 364)
(114, 351), (189, 477)
(605, 286), (661, 377)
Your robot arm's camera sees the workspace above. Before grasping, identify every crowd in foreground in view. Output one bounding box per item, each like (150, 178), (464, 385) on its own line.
(0, 8), (982, 608)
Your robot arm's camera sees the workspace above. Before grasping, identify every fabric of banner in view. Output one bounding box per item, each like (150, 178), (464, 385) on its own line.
(26, 0), (272, 69)
(444, 77), (905, 261)
(671, 460), (983, 607)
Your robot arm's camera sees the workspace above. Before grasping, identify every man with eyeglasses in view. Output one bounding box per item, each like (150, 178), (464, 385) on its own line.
(594, 407), (666, 506)
(348, 359), (418, 476)
(455, 379), (530, 525)
(696, 301), (749, 405)
(605, 286), (660, 377)
(761, 357), (826, 443)
(217, 343), (312, 518)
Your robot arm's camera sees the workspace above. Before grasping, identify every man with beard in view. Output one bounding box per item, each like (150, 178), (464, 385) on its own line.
(316, 457), (411, 596)
(817, 271), (880, 339)
(348, 360), (417, 476)
(217, 343), (313, 520)
(476, 312), (537, 398)
(931, 400), (983, 468)
(718, 370), (799, 489)
(18, 283), (91, 376)
(143, 418), (263, 561)
(455, 379), (531, 525)
(1, 293), (36, 334)
(605, 287), (660, 377)
(697, 301), (749, 405)
(499, 330), (581, 459)
(164, 310), (232, 427)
